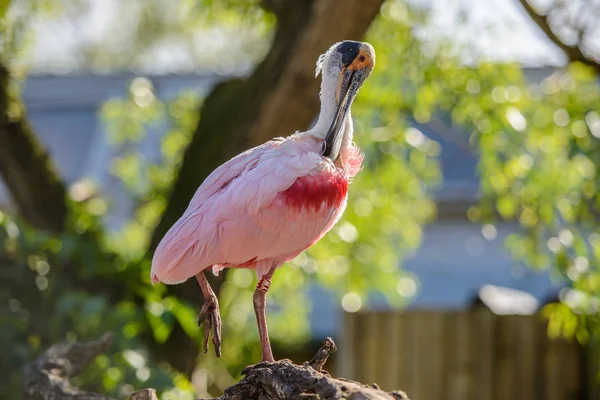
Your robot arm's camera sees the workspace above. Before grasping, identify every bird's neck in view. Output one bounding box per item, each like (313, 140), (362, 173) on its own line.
(307, 76), (354, 146)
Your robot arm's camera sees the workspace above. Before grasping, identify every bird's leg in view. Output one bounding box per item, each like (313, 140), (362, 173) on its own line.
(253, 267), (276, 363)
(196, 271), (222, 357)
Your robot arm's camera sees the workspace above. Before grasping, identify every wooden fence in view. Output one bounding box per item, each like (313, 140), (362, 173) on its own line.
(336, 308), (600, 400)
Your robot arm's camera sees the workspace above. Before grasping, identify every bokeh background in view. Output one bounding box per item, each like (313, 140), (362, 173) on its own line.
(1, 0), (600, 399)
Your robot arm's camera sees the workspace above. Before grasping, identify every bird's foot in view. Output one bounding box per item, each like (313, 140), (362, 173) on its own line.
(198, 296), (222, 357)
(261, 354), (275, 363)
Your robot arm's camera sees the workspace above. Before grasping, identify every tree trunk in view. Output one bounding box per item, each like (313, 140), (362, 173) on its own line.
(149, 0), (384, 375)
(0, 64), (68, 233)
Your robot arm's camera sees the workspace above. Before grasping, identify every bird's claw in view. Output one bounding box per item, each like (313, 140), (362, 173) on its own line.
(198, 298), (222, 357)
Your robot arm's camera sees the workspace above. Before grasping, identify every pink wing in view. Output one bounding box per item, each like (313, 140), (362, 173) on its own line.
(184, 137), (285, 212)
(151, 135), (345, 284)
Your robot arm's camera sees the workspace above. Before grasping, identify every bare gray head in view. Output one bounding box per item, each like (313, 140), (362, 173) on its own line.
(312, 40), (375, 162)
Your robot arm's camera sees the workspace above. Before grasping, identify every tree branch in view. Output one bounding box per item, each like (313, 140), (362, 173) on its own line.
(0, 64), (69, 233)
(23, 332), (115, 400)
(518, 0), (600, 74)
(146, 338), (409, 400)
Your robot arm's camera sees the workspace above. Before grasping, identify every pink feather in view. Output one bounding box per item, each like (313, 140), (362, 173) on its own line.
(151, 133), (363, 284)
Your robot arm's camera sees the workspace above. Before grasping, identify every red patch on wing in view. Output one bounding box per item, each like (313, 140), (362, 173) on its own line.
(281, 172), (348, 211)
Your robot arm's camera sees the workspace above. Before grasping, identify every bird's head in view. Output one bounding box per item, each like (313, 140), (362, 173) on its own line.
(316, 40), (375, 161)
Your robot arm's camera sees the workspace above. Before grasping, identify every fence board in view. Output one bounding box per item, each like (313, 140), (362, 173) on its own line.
(385, 312), (403, 391)
(409, 312), (422, 399)
(338, 308), (598, 400)
(494, 315), (516, 400)
(363, 312), (379, 385)
(516, 315), (536, 400)
(416, 312), (444, 400)
(400, 312), (415, 395)
(337, 309), (355, 377)
(545, 331), (562, 400)
(586, 340), (600, 399)
(473, 307), (495, 400)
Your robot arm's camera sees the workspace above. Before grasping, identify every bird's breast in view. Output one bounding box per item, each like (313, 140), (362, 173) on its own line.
(280, 170), (348, 212)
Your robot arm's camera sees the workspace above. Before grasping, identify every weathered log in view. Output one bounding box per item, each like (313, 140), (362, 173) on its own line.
(193, 338), (409, 400)
(26, 334), (409, 400)
(23, 332), (115, 400)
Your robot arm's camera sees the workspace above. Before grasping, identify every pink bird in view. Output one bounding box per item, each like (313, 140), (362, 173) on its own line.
(151, 40), (375, 362)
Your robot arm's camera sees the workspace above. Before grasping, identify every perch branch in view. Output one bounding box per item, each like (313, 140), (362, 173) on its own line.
(307, 336), (337, 372)
(194, 337), (409, 400)
(132, 337), (408, 400)
(23, 332), (115, 400)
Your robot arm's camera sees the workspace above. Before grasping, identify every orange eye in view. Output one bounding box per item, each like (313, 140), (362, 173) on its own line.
(348, 51), (372, 70)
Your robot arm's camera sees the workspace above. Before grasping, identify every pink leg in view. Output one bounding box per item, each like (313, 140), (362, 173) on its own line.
(253, 267), (276, 362)
(196, 271), (222, 357)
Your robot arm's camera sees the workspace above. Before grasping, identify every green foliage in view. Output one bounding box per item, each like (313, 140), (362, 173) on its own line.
(100, 78), (200, 259)
(0, 209), (187, 398)
(399, 38), (600, 339)
(3, 0), (600, 398)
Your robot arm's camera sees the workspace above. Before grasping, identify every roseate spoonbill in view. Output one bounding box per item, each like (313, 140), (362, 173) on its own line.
(151, 40), (375, 362)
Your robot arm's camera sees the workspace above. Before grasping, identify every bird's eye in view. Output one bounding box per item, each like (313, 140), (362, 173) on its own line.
(358, 55), (366, 62)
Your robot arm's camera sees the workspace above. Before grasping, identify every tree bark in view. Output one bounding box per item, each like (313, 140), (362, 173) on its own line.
(0, 64), (68, 233)
(194, 338), (409, 400)
(149, 0), (384, 376)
